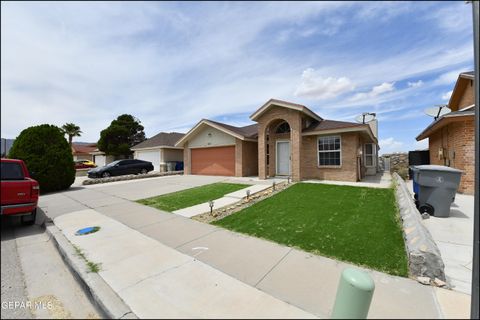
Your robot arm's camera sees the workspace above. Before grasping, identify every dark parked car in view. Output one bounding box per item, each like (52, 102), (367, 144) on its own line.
(87, 159), (154, 178)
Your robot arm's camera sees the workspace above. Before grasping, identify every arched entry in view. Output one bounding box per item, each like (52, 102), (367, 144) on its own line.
(264, 119), (292, 177)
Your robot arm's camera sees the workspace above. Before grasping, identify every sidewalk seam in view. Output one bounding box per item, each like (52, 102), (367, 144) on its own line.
(254, 248), (293, 287)
(174, 228), (221, 249)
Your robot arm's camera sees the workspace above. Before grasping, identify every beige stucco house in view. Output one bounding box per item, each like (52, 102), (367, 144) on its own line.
(177, 99), (379, 182)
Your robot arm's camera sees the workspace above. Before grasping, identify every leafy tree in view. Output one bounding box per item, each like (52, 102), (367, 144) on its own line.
(61, 123), (82, 146)
(97, 114), (146, 157)
(9, 124), (75, 193)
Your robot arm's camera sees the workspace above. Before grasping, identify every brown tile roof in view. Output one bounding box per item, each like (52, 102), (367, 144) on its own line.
(303, 119), (366, 133)
(131, 132), (185, 149)
(416, 108), (475, 141)
(72, 143), (97, 154)
(207, 119), (259, 139)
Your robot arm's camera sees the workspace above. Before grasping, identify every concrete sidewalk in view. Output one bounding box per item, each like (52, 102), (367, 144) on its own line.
(54, 209), (315, 319)
(173, 184), (271, 218)
(41, 175), (471, 318)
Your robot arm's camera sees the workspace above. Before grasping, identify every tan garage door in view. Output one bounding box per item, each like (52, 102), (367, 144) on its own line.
(191, 146), (235, 176)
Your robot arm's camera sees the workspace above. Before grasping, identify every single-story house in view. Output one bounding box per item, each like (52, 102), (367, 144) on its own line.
(89, 149), (116, 167)
(416, 71), (475, 194)
(71, 143), (97, 161)
(176, 99), (379, 182)
(131, 132), (185, 172)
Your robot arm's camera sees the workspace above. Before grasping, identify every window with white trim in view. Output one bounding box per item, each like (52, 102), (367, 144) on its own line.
(364, 143), (376, 167)
(318, 136), (341, 166)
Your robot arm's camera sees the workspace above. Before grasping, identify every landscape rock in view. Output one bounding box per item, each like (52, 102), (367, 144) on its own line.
(417, 276), (431, 285)
(433, 278), (446, 287)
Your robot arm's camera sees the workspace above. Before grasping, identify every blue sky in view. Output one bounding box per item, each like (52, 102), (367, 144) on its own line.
(1, 1), (474, 154)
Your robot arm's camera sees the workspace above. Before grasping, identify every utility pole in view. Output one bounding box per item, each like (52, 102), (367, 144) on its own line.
(469, 1), (479, 318)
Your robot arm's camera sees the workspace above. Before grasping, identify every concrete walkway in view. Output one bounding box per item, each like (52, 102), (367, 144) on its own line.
(304, 172), (392, 189)
(173, 184), (271, 218)
(406, 180), (474, 295)
(40, 175), (471, 318)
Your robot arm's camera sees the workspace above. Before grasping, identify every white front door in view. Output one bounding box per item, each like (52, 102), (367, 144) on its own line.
(276, 141), (290, 176)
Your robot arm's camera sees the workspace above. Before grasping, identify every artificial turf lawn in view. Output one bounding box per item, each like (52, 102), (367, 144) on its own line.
(137, 182), (249, 212)
(213, 183), (408, 277)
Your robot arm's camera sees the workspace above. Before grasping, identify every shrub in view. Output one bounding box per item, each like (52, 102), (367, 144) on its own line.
(395, 167), (409, 180)
(9, 124), (75, 193)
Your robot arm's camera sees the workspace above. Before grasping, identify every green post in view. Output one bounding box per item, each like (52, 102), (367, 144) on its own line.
(331, 268), (375, 319)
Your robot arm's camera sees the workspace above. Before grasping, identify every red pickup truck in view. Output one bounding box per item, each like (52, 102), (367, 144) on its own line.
(1, 158), (39, 225)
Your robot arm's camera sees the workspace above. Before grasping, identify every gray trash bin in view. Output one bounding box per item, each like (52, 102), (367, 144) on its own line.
(166, 161), (176, 172)
(412, 165), (463, 217)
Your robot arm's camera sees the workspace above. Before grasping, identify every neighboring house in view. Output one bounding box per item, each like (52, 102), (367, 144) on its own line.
(131, 132), (185, 172)
(176, 99), (379, 181)
(89, 149), (116, 167)
(71, 143), (97, 161)
(175, 120), (259, 177)
(416, 71), (475, 194)
(1, 138), (14, 157)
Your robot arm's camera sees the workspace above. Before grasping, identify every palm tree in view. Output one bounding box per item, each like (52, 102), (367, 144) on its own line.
(61, 123), (82, 146)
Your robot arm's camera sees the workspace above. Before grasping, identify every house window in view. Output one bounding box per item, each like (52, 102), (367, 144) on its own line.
(275, 122), (290, 134)
(318, 136), (341, 166)
(364, 143), (376, 167)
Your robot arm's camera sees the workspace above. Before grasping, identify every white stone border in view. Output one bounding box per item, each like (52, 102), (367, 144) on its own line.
(82, 171), (183, 185)
(392, 172), (446, 282)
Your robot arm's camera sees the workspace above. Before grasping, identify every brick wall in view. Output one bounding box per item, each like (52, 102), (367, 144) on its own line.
(428, 118), (474, 194)
(301, 132), (359, 182)
(183, 141), (191, 174)
(256, 107), (303, 181)
(242, 140), (258, 176)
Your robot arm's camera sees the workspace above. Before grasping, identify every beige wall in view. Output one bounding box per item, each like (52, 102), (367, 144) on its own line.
(74, 154), (94, 161)
(301, 132), (360, 182)
(457, 81), (475, 109)
(188, 126), (235, 148)
(163, 148), (183, 162)
(428, 118), (474, 194)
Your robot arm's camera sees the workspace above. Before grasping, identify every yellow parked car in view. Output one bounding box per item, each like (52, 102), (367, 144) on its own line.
(74, 159), (97, 169)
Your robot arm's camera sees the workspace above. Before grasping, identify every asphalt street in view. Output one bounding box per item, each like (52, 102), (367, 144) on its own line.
(1, 210), (99, 319)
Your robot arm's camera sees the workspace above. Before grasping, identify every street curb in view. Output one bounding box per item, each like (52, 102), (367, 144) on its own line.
(45, 223), (137, 319)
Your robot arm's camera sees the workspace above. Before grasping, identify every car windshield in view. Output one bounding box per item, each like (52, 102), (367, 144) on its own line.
(1, 162), (25, 180)
(106, 160), (121, 167)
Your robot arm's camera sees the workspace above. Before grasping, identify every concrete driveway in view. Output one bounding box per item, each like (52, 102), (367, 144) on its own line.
(39, 175), (236, 219)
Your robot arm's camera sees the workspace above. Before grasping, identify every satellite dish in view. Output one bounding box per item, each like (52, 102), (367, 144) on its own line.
(355, 112), (376, 124)
(424, 105), (451, 120)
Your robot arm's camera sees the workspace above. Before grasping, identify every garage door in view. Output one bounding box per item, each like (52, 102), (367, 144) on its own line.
(136, 150), (161, 172)
(191, 146), (235, 176)
(94, 155), (106, 167)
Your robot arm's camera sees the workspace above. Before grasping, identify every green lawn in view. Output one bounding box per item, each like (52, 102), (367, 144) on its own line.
(137, 182), (249, 212)
(213, 183), (408, 277)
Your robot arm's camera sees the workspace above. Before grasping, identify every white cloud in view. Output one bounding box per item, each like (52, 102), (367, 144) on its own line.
(407, 80), (423, 88)
(434, 68), (465, 85)
(294, 68), (355, 100)
(350, 82), (395, 102)
(442, 90), (453, 100)
(413, 139), (428, 150)
(379, 137), (405, 154)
